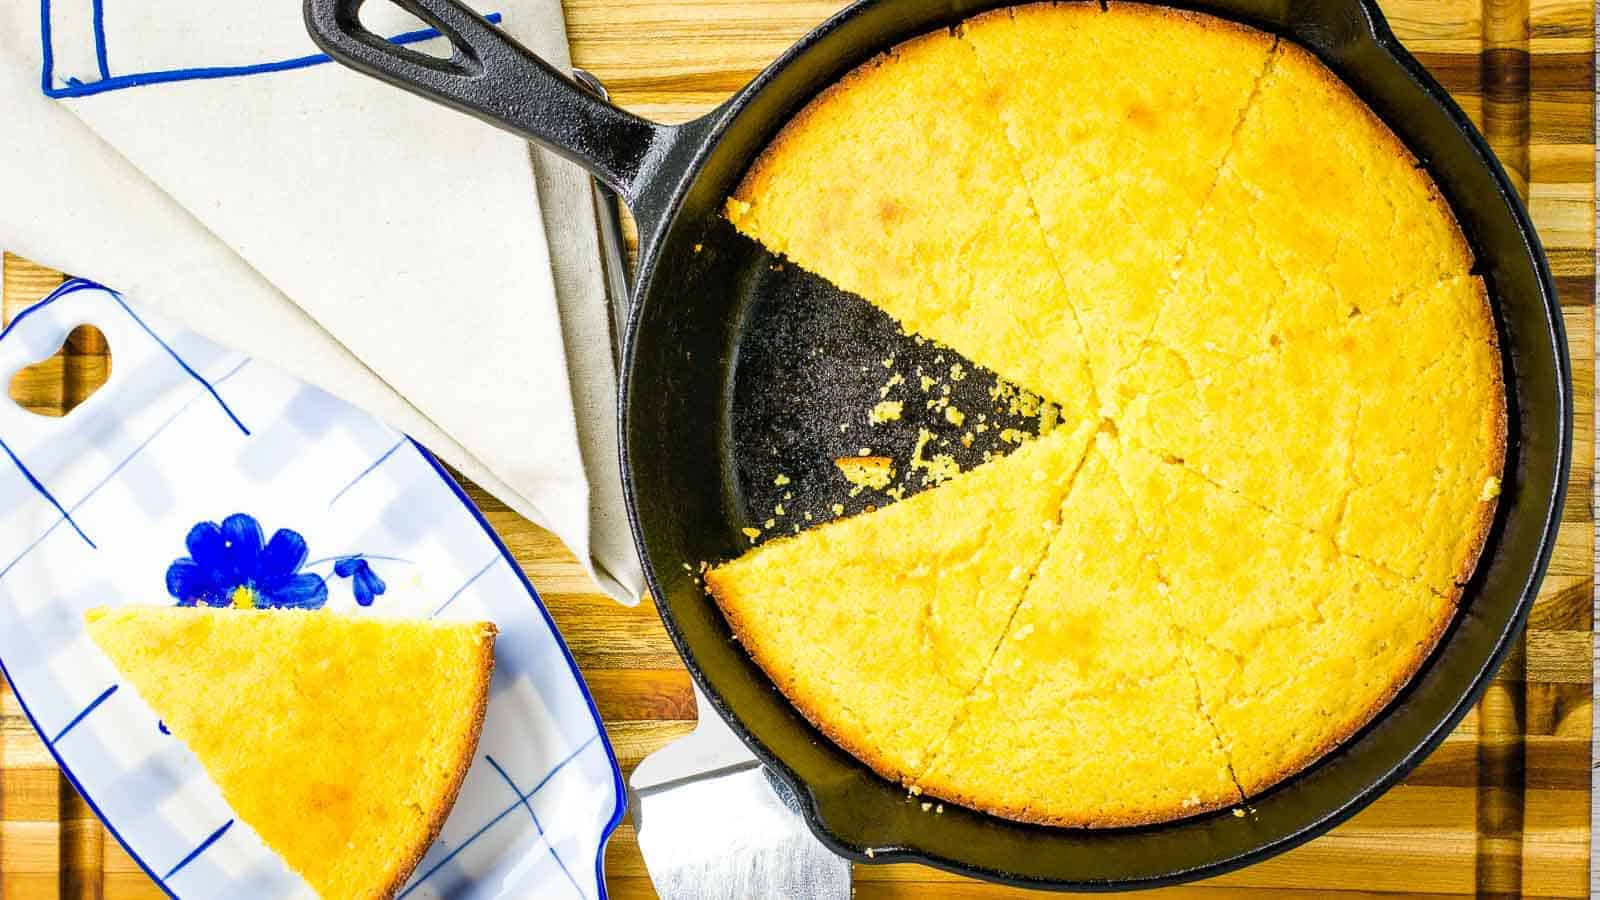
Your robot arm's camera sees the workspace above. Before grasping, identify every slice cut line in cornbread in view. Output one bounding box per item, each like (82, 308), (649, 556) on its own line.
(85, 606), (496, 900)
(706, 421), (1097, 785)
(1106, 441), (1456, 794)
(960, 1), (1278, 398)
(727, 26), (1099, 418)
(1126, 40), (1476, 399)
(1121, 277), (1504, 596)
(913, 449), (1241, 826)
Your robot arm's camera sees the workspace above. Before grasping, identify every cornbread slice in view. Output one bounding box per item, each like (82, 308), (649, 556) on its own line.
(85, 607), (496, 900)
(1107, 442), (1455, 793)
(1129, 41), (1475, 395)
(914, 451), (1240, 826)
(1122, 277), (1504, 595)
(706, 421), (1096, 785)
(727, 29), (1098, 416)
(961, 2), (1277, 396)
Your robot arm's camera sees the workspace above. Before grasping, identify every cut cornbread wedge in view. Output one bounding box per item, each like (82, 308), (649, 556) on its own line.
(1121, 277), (1504, 595)
(727, 28), (1098, 417)
(1107, 441), (1456, 793)
(914, 450), (1240, 826)
(961, 1), (1277, 396)
(85, 607), (496, 900)
(1128, 40), (1476, 397)
(705, 420), (1096, 785)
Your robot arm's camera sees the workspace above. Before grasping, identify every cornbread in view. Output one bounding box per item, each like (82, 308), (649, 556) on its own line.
(960, 3), (1277, 395)
(1122, 277), (1504, 595)
(85, 607), (496, 899)
(1130, 40), (1478, 397)
(707, 422), (1095, 784)
(715, 0), (1503, 826)
(1105, 441), (1455, 792)
(915, 451), (1240, 825)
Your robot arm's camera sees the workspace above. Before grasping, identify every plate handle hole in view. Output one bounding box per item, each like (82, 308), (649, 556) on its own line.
(9, 324), (112, 418)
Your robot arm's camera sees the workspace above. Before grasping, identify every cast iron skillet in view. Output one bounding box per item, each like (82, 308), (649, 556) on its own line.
(305, 0), (1571, 888)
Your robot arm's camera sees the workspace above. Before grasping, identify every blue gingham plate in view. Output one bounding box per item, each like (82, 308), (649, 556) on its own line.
(0, 280), (624, 899)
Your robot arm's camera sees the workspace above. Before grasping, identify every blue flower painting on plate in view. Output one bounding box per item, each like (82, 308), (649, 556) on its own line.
(334, 556), (387, 606)
(166, 514), (328, 610)
(164, 514), (392, 610)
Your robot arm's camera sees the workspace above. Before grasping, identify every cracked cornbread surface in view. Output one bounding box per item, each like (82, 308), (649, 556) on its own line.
(706, 421), (1095, 785)
(960, 3), (1277, 398)
(913, 449), (1241, 825)
(713, 0), (1502, 827)
(85, 607), (496, 900)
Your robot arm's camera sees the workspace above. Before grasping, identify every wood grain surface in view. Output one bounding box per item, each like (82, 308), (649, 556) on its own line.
(1, 0), (1594, 896)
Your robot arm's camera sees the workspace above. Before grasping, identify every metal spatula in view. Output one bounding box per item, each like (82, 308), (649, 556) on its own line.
(630, 684), (852, 900)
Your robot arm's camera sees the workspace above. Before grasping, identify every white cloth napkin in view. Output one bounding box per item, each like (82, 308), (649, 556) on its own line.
(0, 1), (643, 602)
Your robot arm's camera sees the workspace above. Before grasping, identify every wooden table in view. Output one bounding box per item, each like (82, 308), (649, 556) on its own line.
(1, 0), (1594, 896)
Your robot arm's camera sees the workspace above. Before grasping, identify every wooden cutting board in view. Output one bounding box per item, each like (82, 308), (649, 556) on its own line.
(1, 0), (1593, 896)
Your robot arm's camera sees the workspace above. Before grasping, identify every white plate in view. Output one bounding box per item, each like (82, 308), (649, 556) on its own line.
(0, 280), (624, 899)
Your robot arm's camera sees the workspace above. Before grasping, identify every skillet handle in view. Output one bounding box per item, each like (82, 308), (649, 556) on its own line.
(303, 0), (676, 213)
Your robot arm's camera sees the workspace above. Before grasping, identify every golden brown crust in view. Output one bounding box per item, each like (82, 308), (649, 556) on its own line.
(1450, 279), (1510, 592)
(705, 573), (919, 786)
(1269, 41), (1477, 275)
(918, 778), (1240, 829)
(376, 624), (498, 900)
(729, 50), (891, 220)
(1234, 588), (1459, 797)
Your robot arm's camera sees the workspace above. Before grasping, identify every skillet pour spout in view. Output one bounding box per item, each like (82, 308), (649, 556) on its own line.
(305, 0), (1570, 889)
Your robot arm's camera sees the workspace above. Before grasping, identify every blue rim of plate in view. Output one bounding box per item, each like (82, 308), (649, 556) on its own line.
(0, 279), (628, 899)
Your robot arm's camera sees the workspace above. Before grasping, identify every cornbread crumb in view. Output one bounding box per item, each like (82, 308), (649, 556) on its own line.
(909, 428), (963, 486)
(870, 400), (905, 424)
(836, 456), (897, 495)
(945, 406), (966, 427)
(774, 474), (791, 486)
(742, 527), (761, 542)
